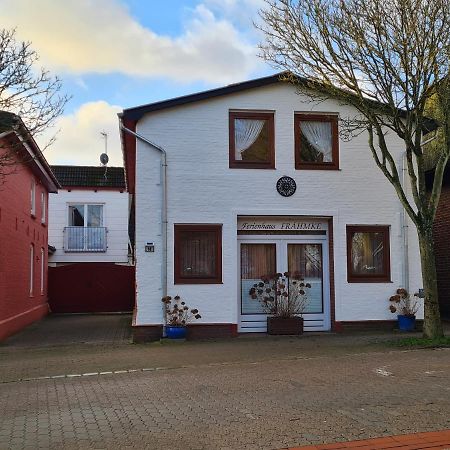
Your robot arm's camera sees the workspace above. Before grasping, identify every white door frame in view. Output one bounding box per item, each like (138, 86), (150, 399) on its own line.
(237, 234), (331, 332)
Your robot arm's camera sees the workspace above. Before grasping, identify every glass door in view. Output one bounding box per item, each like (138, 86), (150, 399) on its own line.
(239, 238), (330, 332)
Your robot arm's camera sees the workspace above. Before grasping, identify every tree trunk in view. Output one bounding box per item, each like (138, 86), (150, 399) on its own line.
(418, 228), (444, 339)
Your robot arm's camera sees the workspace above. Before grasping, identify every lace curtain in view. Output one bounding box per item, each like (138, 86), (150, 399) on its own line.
(300, 121), (333, 162)
(234, 119), (265, 160)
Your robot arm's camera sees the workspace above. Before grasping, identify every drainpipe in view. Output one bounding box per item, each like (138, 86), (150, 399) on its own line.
(120, 125), (168, 330)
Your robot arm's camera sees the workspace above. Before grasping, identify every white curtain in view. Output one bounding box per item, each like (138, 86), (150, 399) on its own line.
(234, 119), (265, 160)
(300, 121), (333, 162)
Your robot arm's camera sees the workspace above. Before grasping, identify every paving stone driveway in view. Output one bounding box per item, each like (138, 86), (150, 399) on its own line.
(0, 317), (449, 450)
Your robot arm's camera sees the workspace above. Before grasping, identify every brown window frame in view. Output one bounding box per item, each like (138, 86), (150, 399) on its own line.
(346, 225), (391, 283)
(229, 111), (275, 169)
(174, 224), (222, 284)
(294, 114), (340, 170)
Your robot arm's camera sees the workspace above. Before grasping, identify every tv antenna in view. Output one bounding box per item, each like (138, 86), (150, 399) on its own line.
(100, 131), (109, 166)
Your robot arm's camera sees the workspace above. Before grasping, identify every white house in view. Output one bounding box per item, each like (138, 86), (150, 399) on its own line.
(120, 73), (426, 342)
(47, 165), (134, 313)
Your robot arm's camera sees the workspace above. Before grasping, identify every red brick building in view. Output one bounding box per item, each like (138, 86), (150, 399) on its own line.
(0, 112), (59, 341)
(428, 166), (450, 320)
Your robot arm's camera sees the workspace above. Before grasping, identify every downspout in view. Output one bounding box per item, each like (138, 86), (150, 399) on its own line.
(120, 124), (168, 330)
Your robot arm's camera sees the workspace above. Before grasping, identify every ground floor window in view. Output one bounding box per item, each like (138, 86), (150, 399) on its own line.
(346, 225), (390, 283)
(174, 224), (222, 284)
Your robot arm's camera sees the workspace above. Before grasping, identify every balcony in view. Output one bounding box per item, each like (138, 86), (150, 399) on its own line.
(64, 226), (107, 252)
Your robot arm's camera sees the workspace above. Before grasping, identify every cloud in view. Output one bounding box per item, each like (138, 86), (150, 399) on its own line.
(0, 0), (261, 84)
(39, 101), (123, 167)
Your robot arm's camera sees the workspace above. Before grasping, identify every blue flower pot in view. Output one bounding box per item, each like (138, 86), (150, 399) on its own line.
(398, 315), (416, 331)
(166, 326), (187, 339)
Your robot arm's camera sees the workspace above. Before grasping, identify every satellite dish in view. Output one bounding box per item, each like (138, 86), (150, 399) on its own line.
(100, 153), (109, 165)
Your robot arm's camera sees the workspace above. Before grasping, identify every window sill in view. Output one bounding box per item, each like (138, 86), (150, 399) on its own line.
(295, 165), (340, 171)
(347, 279), (392, 284)
(174, 280), (223, 285)
(229, 164), (276, 170)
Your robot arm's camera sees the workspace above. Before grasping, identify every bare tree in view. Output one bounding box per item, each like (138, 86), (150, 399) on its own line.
(257, 0), (450, 338)
(0, 28), (69, 180)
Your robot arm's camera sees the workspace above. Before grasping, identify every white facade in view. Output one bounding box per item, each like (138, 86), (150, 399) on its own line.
(48, 189), (129, 264)
(131, 82), (423, 330)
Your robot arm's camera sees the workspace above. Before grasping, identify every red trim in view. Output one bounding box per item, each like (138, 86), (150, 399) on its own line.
(121, 118), (137, 194)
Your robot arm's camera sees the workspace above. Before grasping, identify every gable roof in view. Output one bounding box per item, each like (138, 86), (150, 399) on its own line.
(51, 165), (126, 189)
(0, 111), (60, 192)
(120, 72), (437, 134)
(121, 72), (292, 122)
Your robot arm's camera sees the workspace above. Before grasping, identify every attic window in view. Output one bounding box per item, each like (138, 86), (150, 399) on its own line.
(229, 111), (275, 169)
(295, 114), (339, 170)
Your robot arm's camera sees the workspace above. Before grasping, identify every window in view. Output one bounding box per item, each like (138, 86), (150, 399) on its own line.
(68, 204), (103, 227)
(41, 192), (46, 224)
(174, 224), (222, 284)
(229, 111), (275, 169)
(31, 179), (36, 216)
(40, 247), (45, 295)
(346, 225), (391, 283)
(295, 114), (339, 170)
(30, 244), (34, 296)
(65, 204), (106, 252)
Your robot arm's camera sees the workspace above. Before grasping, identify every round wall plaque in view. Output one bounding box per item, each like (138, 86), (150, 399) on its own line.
(276, 176), (296, 197)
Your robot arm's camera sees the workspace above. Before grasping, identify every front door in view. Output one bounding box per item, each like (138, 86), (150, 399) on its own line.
(239, 237), (330, 332)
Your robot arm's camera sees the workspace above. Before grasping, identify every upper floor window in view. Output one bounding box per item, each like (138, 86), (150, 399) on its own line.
(346, 225), (391, 283)
(31, 179), (36, 216)
(295, 114), (339, 170)
(69, 204), (103, 227)
(174, 224), (222, 284)
(41, 192), (46, 224)
(65, 204), (106, 252)
(229, 111), (275, 169)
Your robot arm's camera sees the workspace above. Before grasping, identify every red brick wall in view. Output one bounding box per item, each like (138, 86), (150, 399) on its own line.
(433, 184), (450, 319)
(0, 162), (49, 341)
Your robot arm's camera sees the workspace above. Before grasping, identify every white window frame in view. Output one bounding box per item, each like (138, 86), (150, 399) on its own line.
(41, 192), (46, 224)
(30, 244), (34, 296)
(67, 203), (104, 227)
(31, 179), (36, 216)
(40, 247), (45, 295)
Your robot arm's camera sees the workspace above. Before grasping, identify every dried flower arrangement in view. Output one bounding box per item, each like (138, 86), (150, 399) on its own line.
(388, 288), (421, 317)
(249, 272), (310, 318)
(161, 296), (201, 327)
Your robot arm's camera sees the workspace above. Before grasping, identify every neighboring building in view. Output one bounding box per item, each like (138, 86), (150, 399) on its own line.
(0, 111), (59, 341)
(427, 165), (450, 320)
(120, 73), (428, 342)
(47, 165), (134, 313)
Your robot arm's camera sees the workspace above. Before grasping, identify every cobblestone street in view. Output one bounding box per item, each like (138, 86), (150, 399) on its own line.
(1, 317), (449, 449)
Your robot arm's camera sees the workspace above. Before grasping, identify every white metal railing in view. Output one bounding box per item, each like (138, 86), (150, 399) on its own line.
(64, 226), (107, 252)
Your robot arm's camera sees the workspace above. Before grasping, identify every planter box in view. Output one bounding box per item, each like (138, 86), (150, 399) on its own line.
(267, 317), (304, 335)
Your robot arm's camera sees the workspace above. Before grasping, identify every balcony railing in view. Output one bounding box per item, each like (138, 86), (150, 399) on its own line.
(64, 226), (107, 252)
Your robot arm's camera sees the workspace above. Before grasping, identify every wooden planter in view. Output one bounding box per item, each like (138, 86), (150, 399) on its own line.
(267, 317), (304, 335)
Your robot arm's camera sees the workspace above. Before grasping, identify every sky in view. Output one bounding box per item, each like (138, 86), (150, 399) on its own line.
(1, 0), (273, 167)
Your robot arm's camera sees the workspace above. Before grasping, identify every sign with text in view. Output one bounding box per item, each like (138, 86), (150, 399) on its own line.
(237, 217), (328, 232)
